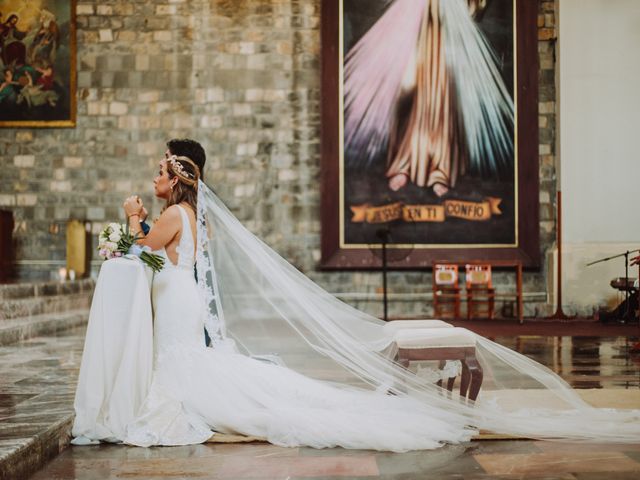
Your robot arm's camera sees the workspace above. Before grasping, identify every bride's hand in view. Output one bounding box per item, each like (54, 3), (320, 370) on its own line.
(123, 196), (143, 218)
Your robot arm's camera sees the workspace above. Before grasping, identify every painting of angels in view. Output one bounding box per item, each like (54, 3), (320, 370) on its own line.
(0, 0), (76, 127)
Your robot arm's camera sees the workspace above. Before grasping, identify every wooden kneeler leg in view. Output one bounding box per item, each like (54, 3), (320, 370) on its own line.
(436, 359), (445, 389)
(435, 360), (456, 395)
(459, 360), (470, 398)
(435, 360), (456, 392)
(465, 351), (483, 401)
(442, 360), (456, 392)
(446, 375), (456, 391)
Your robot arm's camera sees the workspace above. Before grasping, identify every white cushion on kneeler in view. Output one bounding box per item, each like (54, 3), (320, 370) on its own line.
(394, 327), (476, 349)
(383, 320), (453, 334)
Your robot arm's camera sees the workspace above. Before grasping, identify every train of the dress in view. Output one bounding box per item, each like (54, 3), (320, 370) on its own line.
(196, 180), (640, 444)
(128, 344), (475, 451)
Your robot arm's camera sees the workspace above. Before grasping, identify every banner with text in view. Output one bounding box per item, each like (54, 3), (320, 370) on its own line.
(350, 198), (503, 223)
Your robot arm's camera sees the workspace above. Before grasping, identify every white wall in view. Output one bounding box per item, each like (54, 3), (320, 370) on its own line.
(558, 0), (640, 313)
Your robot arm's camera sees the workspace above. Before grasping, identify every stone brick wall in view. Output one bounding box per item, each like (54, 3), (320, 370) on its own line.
(536, 0), (558, 315)
(0, 0), (558, 318)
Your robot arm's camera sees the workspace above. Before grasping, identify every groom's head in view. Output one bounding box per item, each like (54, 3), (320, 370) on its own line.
(166, 139), (206, 179)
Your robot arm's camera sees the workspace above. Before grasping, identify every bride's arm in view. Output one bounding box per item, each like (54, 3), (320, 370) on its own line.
(125, 201), (181, 250)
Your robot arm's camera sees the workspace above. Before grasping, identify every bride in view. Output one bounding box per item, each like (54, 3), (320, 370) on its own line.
(72, 153), (640, 451)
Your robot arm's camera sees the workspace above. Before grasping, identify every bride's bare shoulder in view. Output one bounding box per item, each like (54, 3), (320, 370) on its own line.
(160, 204), (181, 217)
(156, 205), (182, 226)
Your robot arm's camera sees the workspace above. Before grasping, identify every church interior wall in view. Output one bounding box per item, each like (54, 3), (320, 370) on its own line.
(0, 0), (562, 318)
(556, 0), (640, 315)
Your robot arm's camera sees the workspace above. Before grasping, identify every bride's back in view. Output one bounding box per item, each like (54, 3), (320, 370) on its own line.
(160, 203), (197, 267)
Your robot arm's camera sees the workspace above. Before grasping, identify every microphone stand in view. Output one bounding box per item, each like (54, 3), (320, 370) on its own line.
(376, 228), (390, 322)
(546, 191), (576, 320)
(587, 249), (640, 323)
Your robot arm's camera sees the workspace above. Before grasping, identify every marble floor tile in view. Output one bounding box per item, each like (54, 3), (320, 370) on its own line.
(535, 441), (640, 453)
(473, 451), (640, 476)
(375, 444), (484, 477)
(468, 440), (544, 455)
(207, 443), (300, 458)
(624, 450), (640, 462)
(30, 457), (227, 479)
(299, 447), (379, 457)
(572, 473), (640, 480)
(288, 476), (477, 480)
(487, 474), (578, 480)
(29, 459), (121, 480)
(217, 455), (379, 478)
(118, 457), (226, 478)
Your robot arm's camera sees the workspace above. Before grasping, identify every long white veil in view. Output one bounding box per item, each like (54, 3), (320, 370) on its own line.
(196, 180), (639, 442)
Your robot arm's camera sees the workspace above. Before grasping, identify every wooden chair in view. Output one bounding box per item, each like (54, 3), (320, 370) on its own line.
(432, 264), (461, 318)
(465, 264), (495, 319)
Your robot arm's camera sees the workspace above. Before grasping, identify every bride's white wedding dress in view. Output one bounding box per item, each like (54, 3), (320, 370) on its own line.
(86, 206), (474, 451)
(73, 183), (640, 450)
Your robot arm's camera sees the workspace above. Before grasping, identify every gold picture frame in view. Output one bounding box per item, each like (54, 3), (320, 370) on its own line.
(0, 0), (76, 127)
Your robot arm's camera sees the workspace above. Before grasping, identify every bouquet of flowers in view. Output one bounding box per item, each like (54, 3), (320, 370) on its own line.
(97, 222), (165, 272)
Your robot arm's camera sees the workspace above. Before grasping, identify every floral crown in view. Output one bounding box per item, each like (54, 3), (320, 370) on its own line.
(167, 155), (199, 181)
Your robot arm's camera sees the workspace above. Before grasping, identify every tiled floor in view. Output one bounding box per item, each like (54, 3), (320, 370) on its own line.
(2, 328), (637, 479)
(492, 335), (640, 388)
(28, 440), (640, 479)
(0, 330), (83, 449)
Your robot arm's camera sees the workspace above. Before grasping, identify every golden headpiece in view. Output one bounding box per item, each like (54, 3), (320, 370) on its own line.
(167, 155), (200, 186)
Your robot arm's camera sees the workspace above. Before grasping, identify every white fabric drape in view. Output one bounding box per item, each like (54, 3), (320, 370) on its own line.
(72, 258), (154, 442)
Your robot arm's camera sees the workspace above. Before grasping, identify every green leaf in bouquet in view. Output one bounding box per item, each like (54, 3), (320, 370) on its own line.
(140, 251), (165, 273)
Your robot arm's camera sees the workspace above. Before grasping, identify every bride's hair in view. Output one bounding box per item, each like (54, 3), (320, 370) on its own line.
(164, 155), (199, 213)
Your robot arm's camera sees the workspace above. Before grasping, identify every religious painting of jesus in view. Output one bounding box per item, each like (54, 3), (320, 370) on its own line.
(321, 0), (540, 268)
(0, 0), (76, 127)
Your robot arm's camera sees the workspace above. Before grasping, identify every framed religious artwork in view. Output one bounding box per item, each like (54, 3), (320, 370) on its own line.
(321, 0), (540, 269)
(0, 0), (76, 127)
